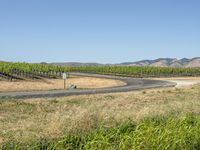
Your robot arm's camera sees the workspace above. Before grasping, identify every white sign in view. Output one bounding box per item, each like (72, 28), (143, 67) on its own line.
(63, 73), (67, 79)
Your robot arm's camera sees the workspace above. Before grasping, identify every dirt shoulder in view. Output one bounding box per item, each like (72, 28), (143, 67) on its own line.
(0, 76), (126, 92)
(153, 77), (200, 87)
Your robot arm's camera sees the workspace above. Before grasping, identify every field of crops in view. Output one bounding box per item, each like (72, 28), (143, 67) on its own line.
(0, 62), (70, 81)
(1, 62), (200, 79)
(70, 66), (200, 77)
(0, 62), (70, 74)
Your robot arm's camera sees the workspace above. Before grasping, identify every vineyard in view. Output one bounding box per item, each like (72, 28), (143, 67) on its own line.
(70, 66), (200, 77)
(0, 62), (70, 81)
(0, 62), (200, 81)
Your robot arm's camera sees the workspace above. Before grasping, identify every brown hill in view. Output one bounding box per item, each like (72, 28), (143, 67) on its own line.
(118, 58), (200, 68)
(52, 57), (200, 68)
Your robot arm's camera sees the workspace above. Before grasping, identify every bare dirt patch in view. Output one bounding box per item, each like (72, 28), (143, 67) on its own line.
(0, 76), (126, 92)
(154, 77), (200, 87)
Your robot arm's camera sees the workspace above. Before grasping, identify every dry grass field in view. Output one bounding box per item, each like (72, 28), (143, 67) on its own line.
(0, 83), (200, 145)
(0, 76), (125, 92)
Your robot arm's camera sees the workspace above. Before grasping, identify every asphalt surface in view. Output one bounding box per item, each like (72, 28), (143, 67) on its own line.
(0, 73), (177, 99)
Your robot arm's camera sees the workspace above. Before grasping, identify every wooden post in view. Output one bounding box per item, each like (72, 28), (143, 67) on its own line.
(64, 79), (66, 89)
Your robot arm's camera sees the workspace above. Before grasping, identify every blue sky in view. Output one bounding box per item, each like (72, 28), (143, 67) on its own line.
(0, 0), (200, 63)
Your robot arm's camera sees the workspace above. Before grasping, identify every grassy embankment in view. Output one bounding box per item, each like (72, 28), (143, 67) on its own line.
(0, 84), (200, 149)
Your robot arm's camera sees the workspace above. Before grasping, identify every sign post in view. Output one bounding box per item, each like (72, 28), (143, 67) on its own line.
(62, 73), (67, 89)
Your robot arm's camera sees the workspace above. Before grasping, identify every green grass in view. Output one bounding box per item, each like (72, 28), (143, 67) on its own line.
(1, 85), (200, 149)
(1, 114), (200, 150)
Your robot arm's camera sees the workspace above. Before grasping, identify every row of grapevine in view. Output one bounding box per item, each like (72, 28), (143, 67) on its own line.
(1, 62), (200, 79)
(0, 62), (71, 80)
(0, 62), (70, 74)
(70, 66), (200, 77)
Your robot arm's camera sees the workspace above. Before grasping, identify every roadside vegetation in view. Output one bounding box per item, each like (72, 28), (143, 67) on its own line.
(2, 115), (200, 149)
(0, 84), (200, 149)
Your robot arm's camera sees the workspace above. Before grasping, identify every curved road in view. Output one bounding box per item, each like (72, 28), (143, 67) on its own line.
(0, 73), (176, 99)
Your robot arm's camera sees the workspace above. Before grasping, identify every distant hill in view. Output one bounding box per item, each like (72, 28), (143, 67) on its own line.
(52, 57), (200, 68)
(1, 58), (199, 68)
(51, 62), (104, 67)
(118, 57), (200, 68)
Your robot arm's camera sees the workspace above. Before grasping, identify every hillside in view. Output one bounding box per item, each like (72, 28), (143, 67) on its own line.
(52, 57), (200, 68)
(119, 57), (200, 68)
(51, 62), (103, 67)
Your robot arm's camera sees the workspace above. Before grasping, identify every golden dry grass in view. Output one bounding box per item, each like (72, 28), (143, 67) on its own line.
(0, 84), (200, 144)
(0, 76), (125, 92)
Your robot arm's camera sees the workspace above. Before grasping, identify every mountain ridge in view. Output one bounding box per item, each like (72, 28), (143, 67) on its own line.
(52, 57), (200, 68)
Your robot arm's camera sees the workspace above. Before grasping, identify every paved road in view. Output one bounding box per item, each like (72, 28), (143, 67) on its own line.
(0, 73), (177, 99)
